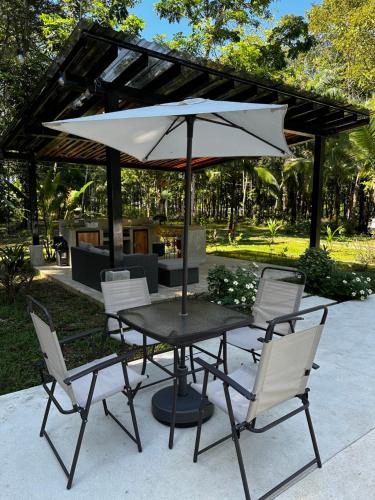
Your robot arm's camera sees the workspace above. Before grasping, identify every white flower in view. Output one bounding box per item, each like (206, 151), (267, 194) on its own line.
(246, 284), (251, 289)
(360, 290), (365, 295)
(241, 296), (246, 302)
(326, 276), (331, 279)
(242, 268), (246, 271)
(367, 277), (371, 282)
(224, 278), (229, 283)
(228, 287), (234, 292)
(234, 299), (239, 304)
(356, 277), (361, 282)
(368, 289), (372, 294)
(351, 292), (356, 296)
(217, 300), (222, 305)
(360, 296), (365, 301)
(342, 280), (347, 284)
(233, 281), (238, 286)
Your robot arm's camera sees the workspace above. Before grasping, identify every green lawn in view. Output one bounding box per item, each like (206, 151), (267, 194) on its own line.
(206, 224), (375, 273)
(0, 278), (142, 396)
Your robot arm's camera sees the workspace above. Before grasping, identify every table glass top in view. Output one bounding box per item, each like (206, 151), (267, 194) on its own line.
(118, 298), (252, 346)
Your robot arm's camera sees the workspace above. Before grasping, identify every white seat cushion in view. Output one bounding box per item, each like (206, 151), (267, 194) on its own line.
(69, 354), (147, 407)
(226, 326), (265, 351)
(110, 329), (159, 346)
(192, 364), (257, 424)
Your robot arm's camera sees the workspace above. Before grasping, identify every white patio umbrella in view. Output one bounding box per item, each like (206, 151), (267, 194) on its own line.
(44, 98), (291, 315)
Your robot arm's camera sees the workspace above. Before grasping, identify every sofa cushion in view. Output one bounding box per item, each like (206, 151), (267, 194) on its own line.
(158, 258), (199, 271)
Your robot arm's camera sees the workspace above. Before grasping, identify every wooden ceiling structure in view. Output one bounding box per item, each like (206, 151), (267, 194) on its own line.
(1, 21), (369, 170)
(0, 21), (370, 265)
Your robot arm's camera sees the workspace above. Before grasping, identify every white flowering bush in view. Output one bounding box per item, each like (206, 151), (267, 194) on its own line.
(207, 265), (258, 311)
(319, 271), (373, 301)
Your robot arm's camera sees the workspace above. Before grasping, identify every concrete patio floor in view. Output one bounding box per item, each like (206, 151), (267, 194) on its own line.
(0, 294), (374, 499)
(36, 254), (303, 305)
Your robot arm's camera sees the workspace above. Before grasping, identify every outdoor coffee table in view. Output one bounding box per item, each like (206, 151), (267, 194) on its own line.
(118, 298), (252, 448)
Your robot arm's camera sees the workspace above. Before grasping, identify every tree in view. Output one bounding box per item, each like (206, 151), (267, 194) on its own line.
(154, 0), (272, 58)
(220, 15), (315, 80)
(307, 0), (375, 101)
(40, 0), (144, 53)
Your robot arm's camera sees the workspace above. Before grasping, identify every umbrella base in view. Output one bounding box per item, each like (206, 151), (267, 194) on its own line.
(152, 385), (214, 427)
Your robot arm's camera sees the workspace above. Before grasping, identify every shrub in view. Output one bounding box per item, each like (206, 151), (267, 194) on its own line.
(0, 244), (36, 303)
(298, 247), (373, 301)
(207, 265), (258, 311)
(298, 247), (335, 293)
(319, 271), (373, 301)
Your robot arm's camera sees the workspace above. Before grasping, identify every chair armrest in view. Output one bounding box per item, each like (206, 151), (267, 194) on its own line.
(194, 358), (256, 401)
(64, 351), (133, 384)
(102, 312), (131, 332)
(59, 327), (103, 346)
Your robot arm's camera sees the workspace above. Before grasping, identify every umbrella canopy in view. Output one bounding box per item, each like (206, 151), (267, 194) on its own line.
(44, 98), (291, 161)
(44, 98), (291, 315)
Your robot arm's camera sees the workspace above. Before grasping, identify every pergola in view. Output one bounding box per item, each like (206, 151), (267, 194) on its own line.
(1, 21), (369, 267)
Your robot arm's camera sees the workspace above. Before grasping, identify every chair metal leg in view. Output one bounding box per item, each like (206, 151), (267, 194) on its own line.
(66, 372), (97, 489)
(102, 399), (109, 416)
(127, 392), (142, 453)
(193, 369), (209, 463)
(305, 407), (322, 468)
(189, 346), (197, 383)
(141, 335), (147, 375)
(40, 380), (56, 437)
(222, 332), (228, 374)
(223, 383), (251, 500)
(67, 417), (87, 489)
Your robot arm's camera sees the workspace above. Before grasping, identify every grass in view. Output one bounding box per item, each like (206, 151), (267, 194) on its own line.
(206, 224), (375, 275)
(0, 278), (139, 396)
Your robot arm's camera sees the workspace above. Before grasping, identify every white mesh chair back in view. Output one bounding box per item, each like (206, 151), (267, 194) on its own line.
(30, 312), (76, 403)
(101, 277), (151, 333)
(253, 278), (304, 334)
(105, 269), (130, 281)
(246, 324), (324, 422)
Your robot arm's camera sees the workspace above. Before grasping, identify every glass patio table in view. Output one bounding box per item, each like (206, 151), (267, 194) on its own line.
(118, 298), (252, 448)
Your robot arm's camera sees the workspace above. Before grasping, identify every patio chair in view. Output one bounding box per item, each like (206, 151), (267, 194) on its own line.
(217, 266), (306, 372)
(192, 304), (328, 500)
(100, 268), (160, 376)
(27, 295), (146, 489)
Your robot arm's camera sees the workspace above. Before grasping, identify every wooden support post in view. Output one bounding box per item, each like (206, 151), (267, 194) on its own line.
(105, 94), (123, 268)
(309, 136), (325, 248)
(28, 158), (39, 245)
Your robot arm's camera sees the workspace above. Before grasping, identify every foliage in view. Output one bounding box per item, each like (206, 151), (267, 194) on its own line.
(298, 247), (335, 293)
(207, 265), (257, 311)
(307, 0), (375, 100)
(40, 0), (144, 52)
(154, 0), (272, 58)
(298, 245), (373, 301)
(0, 244), (35, 303)
(325, 225), (344, 248)
(221, 15), (314, 78)
(266, 218), (282, 243)
(351, 236), (375, 268)
(319, 270), (373, 301)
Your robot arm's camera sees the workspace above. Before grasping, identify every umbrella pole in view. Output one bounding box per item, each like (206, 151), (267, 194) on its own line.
(181, 115), (195, 316)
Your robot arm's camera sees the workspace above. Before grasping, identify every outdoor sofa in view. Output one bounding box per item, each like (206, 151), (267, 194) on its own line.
(71, 245), (158, 293)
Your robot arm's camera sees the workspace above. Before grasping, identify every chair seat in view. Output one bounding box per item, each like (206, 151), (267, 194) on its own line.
(192, 364), (257, 424)
(69, 354), (147, 407)
(226, 326), (265, 351)
(110, 329), (159, 346)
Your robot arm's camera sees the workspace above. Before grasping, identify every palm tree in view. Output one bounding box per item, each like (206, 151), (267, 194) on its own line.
(349, 112), (375, 232)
